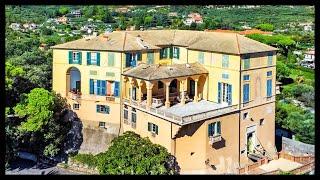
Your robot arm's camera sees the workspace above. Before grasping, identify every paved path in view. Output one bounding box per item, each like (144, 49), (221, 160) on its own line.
(258, 158), (302, 172)
(5, 158), (84, 175)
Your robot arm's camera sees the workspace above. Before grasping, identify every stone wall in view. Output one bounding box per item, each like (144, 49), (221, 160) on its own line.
(282, 137), (314, 156)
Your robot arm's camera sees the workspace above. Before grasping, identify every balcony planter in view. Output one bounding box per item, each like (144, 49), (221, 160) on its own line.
(209, 135), (222, 145)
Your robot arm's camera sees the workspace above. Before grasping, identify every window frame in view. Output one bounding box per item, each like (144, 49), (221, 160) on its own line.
(91, 52), (97, 65)
(243, 75), (250, 81)
(73, 52), (79, 63)
(267, 71), (272, 77)
(99, 121), (106, 128)
(222, 55), (229, 68)
(73, 103), (80, 110)
(208, 121), (221, 137)
(173, 47), (179, 59)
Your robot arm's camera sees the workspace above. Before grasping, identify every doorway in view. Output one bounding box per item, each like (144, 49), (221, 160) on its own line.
(189, 79), (195, 98)
(247, 132), (256, 154)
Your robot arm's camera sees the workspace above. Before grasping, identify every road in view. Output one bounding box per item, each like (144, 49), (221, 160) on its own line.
(5, 158), (84, 175)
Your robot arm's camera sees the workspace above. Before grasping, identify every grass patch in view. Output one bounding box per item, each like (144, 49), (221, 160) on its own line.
(70, 153), (98, 168)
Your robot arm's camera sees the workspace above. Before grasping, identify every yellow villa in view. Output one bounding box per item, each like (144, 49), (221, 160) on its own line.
(52, 30), (277, 174)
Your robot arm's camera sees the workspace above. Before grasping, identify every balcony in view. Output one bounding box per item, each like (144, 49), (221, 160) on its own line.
(209, 134), (222, 145)
(68, 91), (81, 100)
(123, 98), (238, 126)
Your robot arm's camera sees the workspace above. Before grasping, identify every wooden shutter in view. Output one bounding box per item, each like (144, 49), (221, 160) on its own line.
(218, 82), (221, 103)
(101, 80), (106, 95)
(267, 80), (272, 97)
(114, 81), (120, 97)
(137, 52), (142, 61)
(217, 121), (221, 134)
(108, 53), (115, 66)
(160, 49), (163, 59)
(177, 47), (180, 59)
(148, 122), (152, 131)
(97, 80), (101, 95)
(106, 105), (110, 114)
(125, 53), (130, 67)
(78, 52), (82, 64)
(243, 84), (249, 103)
(68, 51), (73, 64)
(155, 125), (158, 134)
(227, 84), (232, 105)
(96, 52), (100, 66)
(208, 123), (212, 137)
(87, 52), (91, 65)
(89, 79), (94, 94)
(169, 47), (173, 58)
(96, 105), (100, 112)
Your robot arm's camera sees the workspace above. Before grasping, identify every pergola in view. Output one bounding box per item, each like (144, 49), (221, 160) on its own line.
(122, 63), (208, 109)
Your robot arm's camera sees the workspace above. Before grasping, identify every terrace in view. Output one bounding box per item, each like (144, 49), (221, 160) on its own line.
(122, 63), (238, 125)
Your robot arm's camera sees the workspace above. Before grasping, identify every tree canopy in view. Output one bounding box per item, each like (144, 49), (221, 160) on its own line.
(97, 131), (179, 175)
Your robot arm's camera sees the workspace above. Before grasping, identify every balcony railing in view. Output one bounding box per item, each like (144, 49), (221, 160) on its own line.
(123, 97), (239, 125)
(106, 96), (115, 102)
(68, 91), (81, 100)
(209, 134), (222, 145)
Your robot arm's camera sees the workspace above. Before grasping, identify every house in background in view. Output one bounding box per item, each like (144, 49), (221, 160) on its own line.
(184, 13), (203, 26)
(56, 16), (68, 24)
(71, 9), (82, 18)
(300, 48), (315, 69)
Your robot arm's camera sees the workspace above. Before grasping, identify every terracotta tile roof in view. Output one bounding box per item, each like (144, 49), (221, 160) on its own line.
(122, 63), (208, 81)
(52, 30), (277, 54)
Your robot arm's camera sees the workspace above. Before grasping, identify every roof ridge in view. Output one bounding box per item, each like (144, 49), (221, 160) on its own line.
(122, 31), (127, 51)
(235, 33), (241, 55)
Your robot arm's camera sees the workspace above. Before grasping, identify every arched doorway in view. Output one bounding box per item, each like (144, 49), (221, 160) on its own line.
(66, 67), (81, 94)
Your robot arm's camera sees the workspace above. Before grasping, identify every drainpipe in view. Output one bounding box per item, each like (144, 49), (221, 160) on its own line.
(238, 56), (242, 169)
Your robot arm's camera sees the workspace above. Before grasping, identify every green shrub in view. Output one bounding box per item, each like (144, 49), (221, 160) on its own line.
(71, 153), (98, 168)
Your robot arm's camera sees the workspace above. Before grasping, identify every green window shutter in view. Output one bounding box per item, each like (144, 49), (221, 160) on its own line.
(68, 51), (73, 64)
(217, 121), (221, 134)
(78, 52), (82, 65)
(177, 47), (180, 59)
(160, 49), (163, 59)
(147, 52), (154, 64)
(155, 125), (158, 134)
(106, 105), (110, 114)
(244, 59), (250, 69)
(148, 122), (151, 131)
(137, 52), (142, 61)
(108, 52), (115, 66)
(164, 48), (168, 58)
(96, 105), (100, 113)
(169, 47), (173, 59)
(208, 123), (212, 137)
(97, 52), (100, 66)
(87, 52), (91, 65)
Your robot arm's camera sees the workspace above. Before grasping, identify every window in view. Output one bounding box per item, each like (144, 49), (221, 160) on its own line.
(131, 108), (136, 123)
(69, 51), (82, 64)
(211, 53), (214, 65)
(160, 48), (169, 59)
(158, 81), (164, 89)
(267, 79), (272, 97)
(267, 71), (272, 77)
(148, 122), (159, 135)
(99, 122), (105, 128)
(222, 73), (229, 79)
(222, 55), (229, 68)
(259, 119), (265, 126)
(108, 52), (115, 66)
(218, 82), (232, 105)
(243, 75), (250, 81)
(147, 52), (154, 64)
(198, 52), (204, 64)
(268, 52), (273, 66)
(90, 79), (109, 96)
(243, 84), (250, 103)
(173, 47), (180, 59)
(243, 112), (249, 120)
(123, 105), (128, 120)
(73, 103), (80, 110)
(96, 105), (110, 114)
(208, 121), (221, 137)
(86, 52), (100, 66)
(91, 52), (97, 64)
(125, 52), (141, 67)
(243, 58), (250, 69)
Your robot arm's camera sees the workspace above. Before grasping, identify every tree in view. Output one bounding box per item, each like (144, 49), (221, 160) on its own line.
(256, 23), (274, 31)
(97, 131), (179, 175)
(276, 61), (291, 82)
(5, 62), (25, 91)
(13, 88), (71, 157)
(58, 6), (70, 16)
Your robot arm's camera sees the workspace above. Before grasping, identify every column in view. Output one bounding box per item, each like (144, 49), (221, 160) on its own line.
(146, 81), (153, 109)
(137, 80), (143, 105)
(179, 78), (187, 105)
(194, 78), (199, 103)
(128, 77), (134, 104)
(123, 78), (128, 99)
(165, 82), (170, 108)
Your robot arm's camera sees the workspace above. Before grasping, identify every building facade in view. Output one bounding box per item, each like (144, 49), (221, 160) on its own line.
(52, 30), (277, 173)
